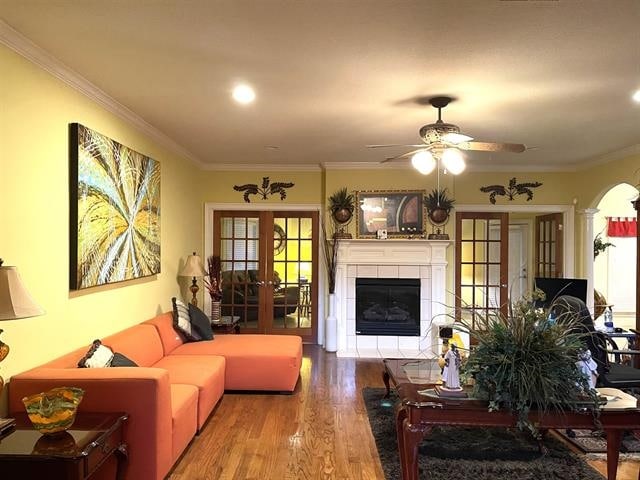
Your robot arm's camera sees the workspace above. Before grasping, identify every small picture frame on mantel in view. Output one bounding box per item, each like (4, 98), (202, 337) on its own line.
(355, 190), (425, 239)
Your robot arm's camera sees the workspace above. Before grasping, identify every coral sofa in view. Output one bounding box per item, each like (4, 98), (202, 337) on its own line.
(8, 312), (303, 480)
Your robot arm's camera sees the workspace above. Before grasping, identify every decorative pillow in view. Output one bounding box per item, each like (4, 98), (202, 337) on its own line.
(78, 340), (114, 368)
(188, 303), (214, 341)
(172, 297), (202, 341)
(78, 340), (138, 368)
(110, 352), (138, 367)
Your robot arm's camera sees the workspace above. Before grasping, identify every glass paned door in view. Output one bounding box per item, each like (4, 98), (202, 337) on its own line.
(535, 213), (563, 278)
(271, 212), (318, 337)
(455, 212), (509, 330)
(213, 210), (318, 342)
(215, 211), (262, 330)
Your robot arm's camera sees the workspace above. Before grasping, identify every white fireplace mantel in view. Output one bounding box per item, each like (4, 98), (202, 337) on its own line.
(334, 239), (451, 358)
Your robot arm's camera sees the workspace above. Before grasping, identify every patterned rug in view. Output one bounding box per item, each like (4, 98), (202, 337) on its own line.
(362, 387), (605, 480)
(555, 428), (640, 458)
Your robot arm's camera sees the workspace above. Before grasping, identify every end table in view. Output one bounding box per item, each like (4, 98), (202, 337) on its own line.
(211, 315), (240, 334)
(0, 412), (128, 479)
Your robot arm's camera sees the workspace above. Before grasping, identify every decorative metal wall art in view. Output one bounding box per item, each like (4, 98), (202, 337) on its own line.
(69, 124), (161, 289)
(233, 177), (294, 203)
(479, 177), (543, 204)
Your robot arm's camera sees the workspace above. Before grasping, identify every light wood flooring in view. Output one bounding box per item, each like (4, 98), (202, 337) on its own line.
(168, 344), (640, 480)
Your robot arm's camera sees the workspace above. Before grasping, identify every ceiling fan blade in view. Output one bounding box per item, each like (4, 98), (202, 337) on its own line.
(458, 141), (526, 153)
(367, 144), (426, 148)
(380, 148), (425, 163)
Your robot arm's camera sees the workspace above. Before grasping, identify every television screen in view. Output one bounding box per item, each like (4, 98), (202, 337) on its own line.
(534, 277), (588, 307)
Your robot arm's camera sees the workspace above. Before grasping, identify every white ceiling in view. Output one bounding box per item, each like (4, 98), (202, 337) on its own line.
(1, 0), (639, 170)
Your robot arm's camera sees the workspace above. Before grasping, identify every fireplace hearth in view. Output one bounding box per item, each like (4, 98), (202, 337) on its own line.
(355, 278), (420, 336)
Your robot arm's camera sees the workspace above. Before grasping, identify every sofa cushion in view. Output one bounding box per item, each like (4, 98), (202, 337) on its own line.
(144, 312), (184, 355)
(171, 334), (302, 391)
(102, 324), (164, 367)
(154, 355), (225, 428)
(169, 383), (198, 462)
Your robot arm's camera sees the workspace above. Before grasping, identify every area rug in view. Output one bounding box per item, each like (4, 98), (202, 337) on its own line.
(362, 387), (605, 480)
(555, 428), (640, 458)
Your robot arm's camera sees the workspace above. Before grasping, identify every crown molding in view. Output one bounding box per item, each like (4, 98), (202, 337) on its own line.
(203, 162), (322, 172)
(321, 161), (573, 172)
(577, 144), (640, 170)
(0, 20), (205, 168)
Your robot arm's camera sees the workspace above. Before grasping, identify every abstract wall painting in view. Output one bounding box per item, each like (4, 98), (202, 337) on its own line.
(69, 124), (161, 289)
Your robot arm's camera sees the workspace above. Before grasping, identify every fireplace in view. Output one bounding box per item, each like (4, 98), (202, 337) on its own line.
(355, 278), (420, 336)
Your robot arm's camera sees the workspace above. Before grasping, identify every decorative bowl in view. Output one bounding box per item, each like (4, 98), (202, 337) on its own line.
(22, 386), (84, 435)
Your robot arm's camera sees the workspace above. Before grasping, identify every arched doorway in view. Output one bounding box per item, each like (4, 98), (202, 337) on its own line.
(593, 183), (638, 328)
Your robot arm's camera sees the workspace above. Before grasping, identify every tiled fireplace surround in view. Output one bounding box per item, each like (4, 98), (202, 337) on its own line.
(335, 239), (451, 358)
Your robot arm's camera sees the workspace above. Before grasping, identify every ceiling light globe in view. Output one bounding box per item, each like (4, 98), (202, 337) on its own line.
(442, 148), (466, 175)
(633, 89), (640, 103)
(232, 84), (256, 104)
(411, 150), (436, 175)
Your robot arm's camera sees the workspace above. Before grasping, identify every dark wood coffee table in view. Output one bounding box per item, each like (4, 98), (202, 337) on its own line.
(0, 412), (128, 479)
(211, 315), (240, 334)
(383, 358), (640, 480)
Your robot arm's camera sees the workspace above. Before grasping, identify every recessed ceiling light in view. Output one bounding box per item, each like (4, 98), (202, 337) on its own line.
(633, 89), (640, 103)
(232, 84), (256, 104)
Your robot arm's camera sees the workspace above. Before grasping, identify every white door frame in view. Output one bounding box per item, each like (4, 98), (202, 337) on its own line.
(204, 202), (325, 345)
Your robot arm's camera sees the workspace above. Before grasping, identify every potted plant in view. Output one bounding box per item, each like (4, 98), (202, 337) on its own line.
(593, 233), (615, 258)
(328, 187), (355, 225)
(456, 291), (601, 436)
(424, 188), (455, 224)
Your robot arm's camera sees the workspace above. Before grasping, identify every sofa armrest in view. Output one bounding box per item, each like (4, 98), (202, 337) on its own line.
(9, 367), (173, 480)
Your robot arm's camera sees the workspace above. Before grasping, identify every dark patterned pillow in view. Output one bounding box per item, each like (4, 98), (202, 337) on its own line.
(172, 297), (202, 341)
(188, 303), (214, 341)
(110, 352), (138, 367)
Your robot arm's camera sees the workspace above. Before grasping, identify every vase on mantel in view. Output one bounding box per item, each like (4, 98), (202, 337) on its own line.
(325, 293), (337, 353)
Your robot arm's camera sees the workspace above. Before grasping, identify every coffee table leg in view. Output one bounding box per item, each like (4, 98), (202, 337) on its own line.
(115, 442), (129, 480)
(383, 370), (391, 398)
(396, 406), (427, 480)
(605, 429), (622, 480)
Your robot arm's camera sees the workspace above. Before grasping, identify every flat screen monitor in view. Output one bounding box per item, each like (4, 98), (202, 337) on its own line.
(534, 277), (588, 307)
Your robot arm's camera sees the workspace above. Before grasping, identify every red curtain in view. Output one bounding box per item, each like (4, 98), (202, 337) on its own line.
(607, 217), (638, 237)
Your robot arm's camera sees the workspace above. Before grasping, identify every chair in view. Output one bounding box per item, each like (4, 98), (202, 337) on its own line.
(551, 295), (640, 390)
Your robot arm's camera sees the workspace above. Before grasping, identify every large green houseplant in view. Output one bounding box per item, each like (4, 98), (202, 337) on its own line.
(456, 292), (601, 435)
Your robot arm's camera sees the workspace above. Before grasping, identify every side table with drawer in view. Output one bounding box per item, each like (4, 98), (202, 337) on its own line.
(0, 412), (128, 479)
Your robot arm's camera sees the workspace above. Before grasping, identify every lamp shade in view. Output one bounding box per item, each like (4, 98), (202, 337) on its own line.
(179, 253), (207, 277)
(411, 150), (436, 175)
(442, 148), (466, 175)
(0, 265), (45, 320)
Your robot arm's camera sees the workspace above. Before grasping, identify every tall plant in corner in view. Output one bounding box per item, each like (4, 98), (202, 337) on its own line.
(204, 255), (223, 320)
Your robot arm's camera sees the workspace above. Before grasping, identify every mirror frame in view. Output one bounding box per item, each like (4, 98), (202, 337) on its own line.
(355, 190), (426, 238)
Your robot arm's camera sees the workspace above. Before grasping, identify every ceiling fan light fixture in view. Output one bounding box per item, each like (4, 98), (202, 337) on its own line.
(633, 89), (640, 103)
(411, 150), (436, 175)
(442, 132), (473, 144)
(442, 148), (466, 175)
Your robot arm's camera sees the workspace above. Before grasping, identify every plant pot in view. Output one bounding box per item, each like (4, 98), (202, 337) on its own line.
(333, 208), (352, 224)
(211, 301), (221, 323)
(428, 207), (450, 224)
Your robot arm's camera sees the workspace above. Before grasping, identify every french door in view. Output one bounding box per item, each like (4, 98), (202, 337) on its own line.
(455, 212), (509, 330)
(213, 210), (318, 342)
(534, 213), (564, 278)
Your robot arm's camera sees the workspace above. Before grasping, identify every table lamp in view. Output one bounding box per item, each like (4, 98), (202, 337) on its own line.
(0, 258), (44, 433)
(179, 252), (207, 307)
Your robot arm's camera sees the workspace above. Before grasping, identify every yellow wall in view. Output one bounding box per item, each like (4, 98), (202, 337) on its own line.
(0, 45), (202, 412)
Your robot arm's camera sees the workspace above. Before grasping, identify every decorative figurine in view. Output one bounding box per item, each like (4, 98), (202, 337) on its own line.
(443, 343), (462, 390)
(577, 349), (598, 390)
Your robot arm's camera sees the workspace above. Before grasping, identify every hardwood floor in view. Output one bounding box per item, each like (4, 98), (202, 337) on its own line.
(168, 344), (640, 479)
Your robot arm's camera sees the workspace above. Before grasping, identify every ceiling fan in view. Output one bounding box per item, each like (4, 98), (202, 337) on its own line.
(367, 96), (526, 175)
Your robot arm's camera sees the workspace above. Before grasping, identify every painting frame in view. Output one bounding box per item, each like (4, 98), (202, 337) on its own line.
(355, 190), (426, 238)
(69, 123), (161, 290)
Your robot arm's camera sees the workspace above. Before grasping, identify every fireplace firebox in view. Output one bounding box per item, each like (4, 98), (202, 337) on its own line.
(355, 278), (420, 336)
